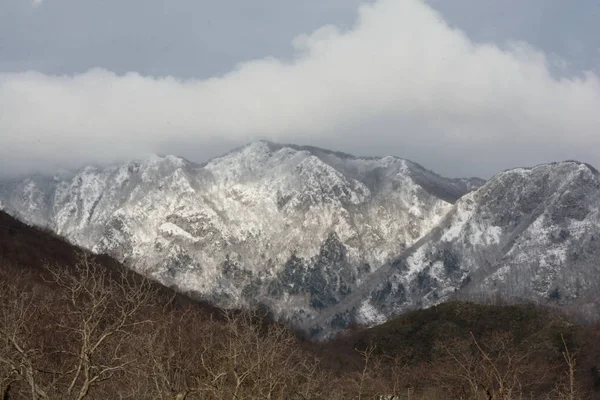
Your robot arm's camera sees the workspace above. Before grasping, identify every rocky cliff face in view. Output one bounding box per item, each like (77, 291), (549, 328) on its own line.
(347, 161), (600, 333)
(0, 141), (480, 329)
(2, 142), (598, 336)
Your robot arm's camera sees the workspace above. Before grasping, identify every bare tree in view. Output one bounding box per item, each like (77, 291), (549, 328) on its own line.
(356, 345), (376, 400)
(432, 332), (543, 400)
(386, 351), (411, 398)
(548, 334), (585, 400)
(186, 310), (326, 400)
(46, 254), (158, 399)
(0, 294), (48, 399)
(0, 271), (55, 400)
(137, 307), (207, 400)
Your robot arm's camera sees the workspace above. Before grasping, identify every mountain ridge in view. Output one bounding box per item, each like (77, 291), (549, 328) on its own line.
(1, 141), (599, 335)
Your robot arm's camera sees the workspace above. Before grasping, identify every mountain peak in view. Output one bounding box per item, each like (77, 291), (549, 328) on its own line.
(2, 143), (599, 335)
(0, 141), (475, 330)
(492, 159), (599, 180)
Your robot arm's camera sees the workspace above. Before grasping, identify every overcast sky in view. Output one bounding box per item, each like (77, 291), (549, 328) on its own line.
(1, 0), (599, 178)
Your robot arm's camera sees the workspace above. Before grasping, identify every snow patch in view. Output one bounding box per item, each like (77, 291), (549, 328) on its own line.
(441, 196), (474, 242)
(356, 300), (387, 326)
(159, 222), (196, 242)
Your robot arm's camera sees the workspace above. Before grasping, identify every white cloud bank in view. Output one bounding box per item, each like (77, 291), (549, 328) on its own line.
(1, 0), (599, 177)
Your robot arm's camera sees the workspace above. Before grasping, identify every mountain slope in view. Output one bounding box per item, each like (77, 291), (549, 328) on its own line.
(4, 209), (600, 398)
(0, 141), (480, 330)
(0, 209), (220, 313)
(352, 161), (600, 330)
(3, 143), (600, 336)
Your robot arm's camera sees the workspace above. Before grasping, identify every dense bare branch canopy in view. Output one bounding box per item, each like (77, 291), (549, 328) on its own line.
(0, 212), (598, 399)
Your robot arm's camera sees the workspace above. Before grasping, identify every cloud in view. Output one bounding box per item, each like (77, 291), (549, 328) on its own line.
(31, 0), (43, 7)
(1, 0), (599, 178)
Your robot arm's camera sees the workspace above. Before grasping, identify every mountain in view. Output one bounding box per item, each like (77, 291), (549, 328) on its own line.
(2, 209), (600, 398)
(0, 209), (219, 314)
(2, 141), (600, 336)
(0, 142), (481, 328)
(327, 161), (600, 336)
(0, 210), (322, 398)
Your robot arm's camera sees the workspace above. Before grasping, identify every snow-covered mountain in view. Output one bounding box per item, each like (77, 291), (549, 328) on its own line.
(344, 161), (600, 332)
(2, 142), (599, 336)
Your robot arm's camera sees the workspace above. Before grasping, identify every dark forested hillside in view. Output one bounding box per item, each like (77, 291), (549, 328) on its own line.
(1, 210), (599, 399)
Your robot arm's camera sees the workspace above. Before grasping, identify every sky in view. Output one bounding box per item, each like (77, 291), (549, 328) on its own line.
(1, 0), (599, 178)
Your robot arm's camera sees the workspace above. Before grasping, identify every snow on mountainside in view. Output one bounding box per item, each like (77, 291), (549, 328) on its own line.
(350, 161), (600, 331)
(0, 141), (481, 332)
(3, 143), (599, 336)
